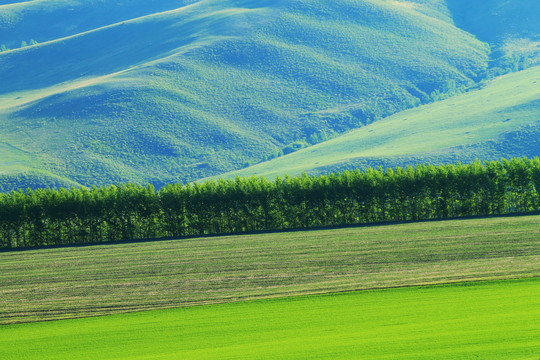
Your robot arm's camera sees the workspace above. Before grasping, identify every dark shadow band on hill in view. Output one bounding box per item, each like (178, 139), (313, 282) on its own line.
(2, 210), (539, 253)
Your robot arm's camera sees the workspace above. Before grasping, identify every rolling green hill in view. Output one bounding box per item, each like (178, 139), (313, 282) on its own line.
(0, 0), (538, 190)
(0, 0), (491, 189)
(218, 65), (540, 179)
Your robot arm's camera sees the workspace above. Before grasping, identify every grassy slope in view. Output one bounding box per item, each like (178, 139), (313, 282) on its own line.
(221, 65), (540, 179)
(1, 278), (538, 359)
(1, 215), (538, 324)
(0, 0), (490, 189)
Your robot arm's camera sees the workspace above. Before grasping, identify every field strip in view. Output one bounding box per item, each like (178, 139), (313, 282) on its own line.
(0, 278), (538, 359)
(0, 215), (539, 324)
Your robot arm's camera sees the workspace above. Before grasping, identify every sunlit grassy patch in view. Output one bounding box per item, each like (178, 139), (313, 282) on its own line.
(1, 278), (538, 359)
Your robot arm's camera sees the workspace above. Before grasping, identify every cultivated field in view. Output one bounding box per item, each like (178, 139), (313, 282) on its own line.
(1, 215), (539, 324)
(1, 278), (538, 359)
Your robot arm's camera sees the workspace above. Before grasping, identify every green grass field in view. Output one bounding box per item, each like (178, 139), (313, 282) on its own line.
(1, 215), (539, 324)
(220, 65), (540, 180)
(1, 278), (538, 359)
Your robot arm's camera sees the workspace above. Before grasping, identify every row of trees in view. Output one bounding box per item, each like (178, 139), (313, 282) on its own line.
(0, 40), (38, 52)
(1, 158), (539, 249)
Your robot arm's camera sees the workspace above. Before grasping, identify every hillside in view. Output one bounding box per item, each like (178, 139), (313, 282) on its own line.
(219, 65), (540, 179)
(447, 0), (540, 75)
(0, 0), (498, 190)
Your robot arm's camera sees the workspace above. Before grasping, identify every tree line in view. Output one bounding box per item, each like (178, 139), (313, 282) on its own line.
(0, 40), (38, 52)
(1, 158), (539, 249)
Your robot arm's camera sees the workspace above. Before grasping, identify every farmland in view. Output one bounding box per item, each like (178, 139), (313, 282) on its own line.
(1, 278), (538, 359)
(1, 215), (538, 324)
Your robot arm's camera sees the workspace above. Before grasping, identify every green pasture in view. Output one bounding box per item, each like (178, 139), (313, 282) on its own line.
(1, 215), (539, 324)
(1, 278), (538, 359)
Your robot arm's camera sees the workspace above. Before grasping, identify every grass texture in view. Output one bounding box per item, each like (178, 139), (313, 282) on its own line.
(1, 215), (539, 324)
(0, 278), (538, 359)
